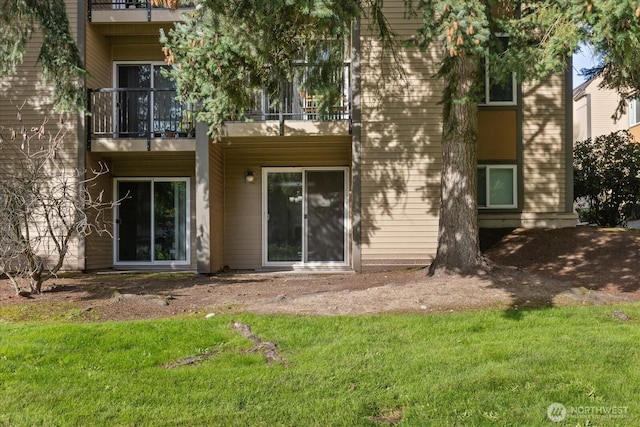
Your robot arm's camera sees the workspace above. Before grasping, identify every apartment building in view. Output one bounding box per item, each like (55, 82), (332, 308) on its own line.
(0, 0), (577, 274)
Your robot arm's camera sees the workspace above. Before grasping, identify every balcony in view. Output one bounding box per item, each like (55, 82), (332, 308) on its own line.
(88, 1), (193, 23)
(88, 88), (195, 152)
(227, 64), (352, 137)
(88, 64), (351, 146)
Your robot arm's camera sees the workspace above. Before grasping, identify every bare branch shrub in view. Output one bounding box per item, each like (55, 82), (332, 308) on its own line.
(0, 104), (115, 295)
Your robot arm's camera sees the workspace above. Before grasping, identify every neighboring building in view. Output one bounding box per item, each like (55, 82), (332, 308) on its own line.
(572, 75), (633, 142)
(0, 1), (576, 274)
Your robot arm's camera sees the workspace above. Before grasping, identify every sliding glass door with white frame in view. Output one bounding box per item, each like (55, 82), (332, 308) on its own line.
(262, 168), (349, 267)
(115, 178), (190, 266)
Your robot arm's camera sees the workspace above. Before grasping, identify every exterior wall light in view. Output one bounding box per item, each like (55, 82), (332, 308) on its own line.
(245, 171), (256, 183)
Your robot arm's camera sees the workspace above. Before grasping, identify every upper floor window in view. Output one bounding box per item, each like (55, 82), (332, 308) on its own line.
(481, 36), (517, 106)
(629, 98), (640, 127)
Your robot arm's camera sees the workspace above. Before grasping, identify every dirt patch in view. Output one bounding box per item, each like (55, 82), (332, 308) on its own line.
(1, 226), (639, 321)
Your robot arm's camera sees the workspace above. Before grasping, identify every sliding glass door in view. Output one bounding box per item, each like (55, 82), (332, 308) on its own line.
(263, 168), (348, 266)
(116, 63), (180, 137)
(115, 178), (189, 265)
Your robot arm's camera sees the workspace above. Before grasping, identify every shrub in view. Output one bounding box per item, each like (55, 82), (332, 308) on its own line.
(574, 130), (640, 226)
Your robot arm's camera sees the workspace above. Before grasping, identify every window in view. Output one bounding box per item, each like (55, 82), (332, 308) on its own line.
(477, 165), (517, 209)
(629, 99), (640, 127)
(115, 62), (183, 137)
(481, 36), (516, 105)
(114, 178), (190, 265)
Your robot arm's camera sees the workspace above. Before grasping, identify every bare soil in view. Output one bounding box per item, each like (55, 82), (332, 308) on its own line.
(1, 226), (639, 321)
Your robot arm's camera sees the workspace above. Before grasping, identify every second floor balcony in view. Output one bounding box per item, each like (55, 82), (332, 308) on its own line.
(88, 0), (193, 23)
(88, 65), (352, 150)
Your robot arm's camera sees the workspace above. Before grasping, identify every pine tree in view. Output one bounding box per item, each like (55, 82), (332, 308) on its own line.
(0, 0), (86, 112)
(161, 0), (640, 274)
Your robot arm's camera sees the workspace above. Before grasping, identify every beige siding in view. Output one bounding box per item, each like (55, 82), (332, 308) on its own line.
(573, 76), (627, 143)
(522, 76), (567, 214)
(86, 24), (112, 88)
(573, 95), (589, 142)
(85, 156), (115, 270)
(210, 143), (225, 271)
(359, 2), (442, 267)
(222, 138), (350, 270)
(0, 0), (82, 271)
(111, 35), (165, 61)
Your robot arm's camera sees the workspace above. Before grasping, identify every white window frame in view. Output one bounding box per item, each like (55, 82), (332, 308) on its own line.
(113, 177), (191, 266)
(478, 164), (517, 209)
(629, 98), (640, 127)
(481, 35), (517, 106)
(261, 167), (350, 268)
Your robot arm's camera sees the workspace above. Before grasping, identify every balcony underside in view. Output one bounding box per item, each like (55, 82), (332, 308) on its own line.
(224, 121), (351, 138)
(90, 121), (351, 152)
(90, 136), (195, 153)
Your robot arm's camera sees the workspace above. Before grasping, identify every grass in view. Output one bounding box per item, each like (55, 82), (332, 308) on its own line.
(1, 305), (640, 426)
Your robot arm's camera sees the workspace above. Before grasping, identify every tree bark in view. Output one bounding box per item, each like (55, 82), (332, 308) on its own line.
(429, 55), (483, 275)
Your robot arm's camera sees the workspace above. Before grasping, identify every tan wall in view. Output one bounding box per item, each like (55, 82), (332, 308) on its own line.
(111, 35), (165, 62)
(478, 110), (517, 161)
(630, 124), (640, 142)
(209, 143), (225, 271)
(573, 95), (589, 142)
(85, 20), (112, 87)
(85, 155), (115, 270)
(359, 4), (442, 268)
(522, 76), (567, 214)
(573, 76), (627, 143)
(0, 0), (83, 271)
(222, 137), (351, 270)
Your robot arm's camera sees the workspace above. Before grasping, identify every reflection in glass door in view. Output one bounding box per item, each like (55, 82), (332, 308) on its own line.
(116, 179), (189, 264)
(306, 170), (345, 262)
(266, 172), (303, 262)
(263, 168), (348, 266)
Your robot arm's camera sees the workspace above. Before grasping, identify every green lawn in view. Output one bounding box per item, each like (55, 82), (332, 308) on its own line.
(1, 305), (639, 426)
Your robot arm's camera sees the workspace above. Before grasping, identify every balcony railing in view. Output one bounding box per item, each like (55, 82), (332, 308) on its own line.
(88, 1), (194, 22)
(239, 64), (352, 123)
(88, 88), (194, 145)
(88, 64), (351, 146)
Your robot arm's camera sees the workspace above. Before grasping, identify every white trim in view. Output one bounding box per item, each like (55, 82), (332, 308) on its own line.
(113, 177), (191, 267)
(262, 167), (350, 268)
(478, 164), (517, 209)
(480, 35), (517, 106)
(630, 99), (640, 128)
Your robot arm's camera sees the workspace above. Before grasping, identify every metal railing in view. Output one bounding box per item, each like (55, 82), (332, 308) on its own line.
(87, 64), (351, 146)
(88, 88), (194, 145)
(241, 64), (351, 123)
(88, 1), (194, 22)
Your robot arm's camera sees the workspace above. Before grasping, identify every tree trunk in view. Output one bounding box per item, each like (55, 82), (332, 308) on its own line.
(429, 55), (483, 275)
